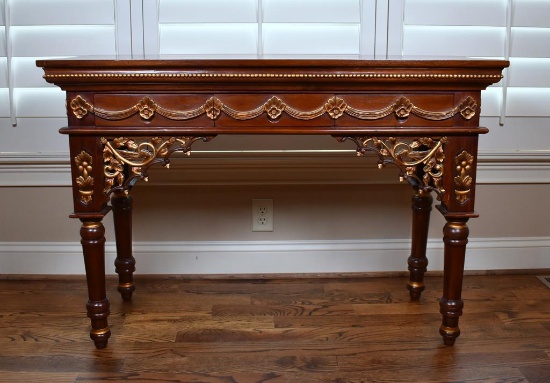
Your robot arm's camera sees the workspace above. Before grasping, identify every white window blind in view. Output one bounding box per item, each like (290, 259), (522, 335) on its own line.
(261, 0), (364, 55)
(147, 0), (259, 55)
(0, 0), (129, 127)
(145, 0), (377, 56)
(402, 0), (550, 120)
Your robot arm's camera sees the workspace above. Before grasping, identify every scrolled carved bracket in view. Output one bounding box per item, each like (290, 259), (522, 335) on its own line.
(101, 136), (215, 195)
(338, 136), (447, 199)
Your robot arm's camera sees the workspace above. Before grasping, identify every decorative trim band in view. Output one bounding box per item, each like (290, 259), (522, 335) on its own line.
(70, 95), (477, 122)
(46, 72), (503, 80)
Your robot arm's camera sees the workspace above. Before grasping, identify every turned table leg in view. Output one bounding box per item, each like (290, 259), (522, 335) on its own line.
(80, 219), (111, 349)
(439, 218), (469, 346)
(407, 189), (433, 300)
(111, 192), (136, 301)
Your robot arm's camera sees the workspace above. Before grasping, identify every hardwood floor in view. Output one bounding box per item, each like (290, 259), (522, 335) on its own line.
(1, 274), (549, 382)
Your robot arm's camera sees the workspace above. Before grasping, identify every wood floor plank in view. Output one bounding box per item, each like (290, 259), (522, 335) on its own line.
(0, 372), (78, 383)
(212, 303), (356, 317)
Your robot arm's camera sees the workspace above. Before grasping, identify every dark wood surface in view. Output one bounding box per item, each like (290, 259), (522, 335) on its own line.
(36, 57), (509, 348)
(1, 274), (549, 382)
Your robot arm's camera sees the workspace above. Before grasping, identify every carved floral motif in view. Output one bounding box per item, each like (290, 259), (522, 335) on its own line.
(70, 97), (92, 119)
(325, 97), (347, 119)
(74, 151), (94, 204)
(265, 97), (285, 119)
(394, 98), (414, 119)
(137, 98), (157, 120)
(454, 150), (474, 204)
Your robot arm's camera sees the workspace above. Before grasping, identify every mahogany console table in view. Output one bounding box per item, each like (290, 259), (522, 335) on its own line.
(37, 56), (508, 349)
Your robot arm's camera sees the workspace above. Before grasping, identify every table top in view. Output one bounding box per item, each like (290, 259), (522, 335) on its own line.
(37, 55), (509, 92)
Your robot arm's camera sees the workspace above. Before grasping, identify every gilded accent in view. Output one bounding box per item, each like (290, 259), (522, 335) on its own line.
(439, 325), (460, 335)
(70, 96), (93, 119)
(74, 151), (94, 204)
(46, 72), (503, 80)
(454, 150), (474, 204)
(102, 136), (212, 194)
(90, 327), (110, 336)
(348, 137), (447, 198)
(82, 222), (102, 229)
(408, 281), (425, 289)
(70, 95), (477, 122)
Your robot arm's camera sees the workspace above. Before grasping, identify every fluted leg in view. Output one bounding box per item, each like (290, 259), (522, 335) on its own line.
(112, 192), (136, 301)
(439, 219), (469, 346)
(80, 219), (111, 349)
(407, 190), (433, 300)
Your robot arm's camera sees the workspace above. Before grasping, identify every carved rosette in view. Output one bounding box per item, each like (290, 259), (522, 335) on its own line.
(74, 151), (94, 204)
(346, 137), (447, 198)
(70, 95), (477, 123)
(101, 136), (212, 194)
(454, 150), (474, 204)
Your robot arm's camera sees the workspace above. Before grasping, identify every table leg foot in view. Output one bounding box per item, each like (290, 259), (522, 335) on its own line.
(439, 298), (463, 346)
(87, 299), (111, 349)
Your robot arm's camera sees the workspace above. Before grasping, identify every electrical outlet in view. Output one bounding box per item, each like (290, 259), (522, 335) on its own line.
(252, 199), (273, 232)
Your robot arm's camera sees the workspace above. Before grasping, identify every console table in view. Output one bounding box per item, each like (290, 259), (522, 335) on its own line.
(37, 56), (508, 349)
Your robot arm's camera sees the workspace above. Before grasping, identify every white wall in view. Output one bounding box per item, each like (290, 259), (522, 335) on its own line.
(0, 0), (549, 275)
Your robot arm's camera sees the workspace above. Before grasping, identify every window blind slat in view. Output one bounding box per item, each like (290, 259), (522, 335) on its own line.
(510, 28), (550, 57)
(0, 27), (5, 56)
(14, 88), (65, 117)
(0, 58), (7, 87)
(263, 0), (360, 23)
(13, 57), (59, 88)
(404, 0), (507, 27)
(159, 24), (258, 55)
(159, 0), (257, 23)
(402, 26), (505, 57)
(513, 0), (550, 27)
(480, 87), (502, 117)
(262, 24), (360, 55)
(0, 89), (9, 117)
(508, 58), (550, 87)
(506, 88), (550, 116)
(10, 0), (115, 26)
(11, 26), (116, 56)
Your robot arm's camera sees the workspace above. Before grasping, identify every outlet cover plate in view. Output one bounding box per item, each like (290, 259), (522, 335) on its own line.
(252, 199), (273, 232)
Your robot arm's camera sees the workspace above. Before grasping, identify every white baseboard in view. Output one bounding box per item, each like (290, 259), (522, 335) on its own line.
(1, 237), (549, 275)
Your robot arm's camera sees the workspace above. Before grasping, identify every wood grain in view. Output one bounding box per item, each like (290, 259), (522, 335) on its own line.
(1, 274), (549, 382)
